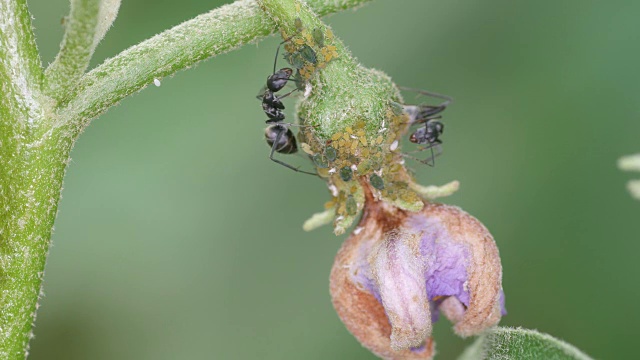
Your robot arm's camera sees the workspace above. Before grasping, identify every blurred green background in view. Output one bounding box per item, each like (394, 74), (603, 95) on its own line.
(24, 0), (640, 359)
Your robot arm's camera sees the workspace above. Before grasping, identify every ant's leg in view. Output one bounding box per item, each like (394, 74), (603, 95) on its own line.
(400, 152), (435, 167)
(399, 86), (453, 106)
(269, 130), (318, 176)
(276, 88), (299, 101)
(401, 143), (443, 167)
(408, 114), (442, 127)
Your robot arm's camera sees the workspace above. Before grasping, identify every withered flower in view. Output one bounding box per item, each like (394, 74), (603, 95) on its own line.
(260, 7), (505, 358)
(330, 184), (505, 359)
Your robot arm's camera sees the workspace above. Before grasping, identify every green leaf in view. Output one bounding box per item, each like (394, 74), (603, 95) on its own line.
(458, 327), (593, 360)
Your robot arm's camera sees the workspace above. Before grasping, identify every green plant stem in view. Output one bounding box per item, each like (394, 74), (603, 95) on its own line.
(0, 0), (370, 358)
(56, 0), (371, 140)
(1, 0), (65, 358)
(44, 0), (121, 101)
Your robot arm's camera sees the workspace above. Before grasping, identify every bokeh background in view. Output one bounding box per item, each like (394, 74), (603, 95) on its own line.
(25, 0), (640, 359)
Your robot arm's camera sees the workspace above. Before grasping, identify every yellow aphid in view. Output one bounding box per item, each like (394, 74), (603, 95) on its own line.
(324, 53), (332, 62)
(351, 140), (358, 151)
(294, 38), (305, 45)
(356, 130), (366, 137)
(350, 186), (358, 194)
(317, 168), (330, 178)
(361, 148), (370, 157)
(332, 132), (343, 141)
(305, 64), (315, 74)
(327, 29), (334, 40)
(327, 45), (337, 51)
(339, 139), (346, 147)
(345, 127), (354, 134)
(301, 143), (314, 155)
(342, 133), (350, 141)
(376, 135), (384, 145)
(359, 137), (368, 146)
(295, 3), (301, 11)
(304, 32), (313, 44)
(324, 199), (336, 209)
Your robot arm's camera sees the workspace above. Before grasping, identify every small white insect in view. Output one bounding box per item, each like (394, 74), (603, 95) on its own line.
(328, 167), (337, 175)
(353, 226), (364, 235)
(378, 119), (387, 133)
(304, 82), (313, 98)
(390, 140), (399, 151)
(350, 164), (358, 171)
(153, 78), (161, 87)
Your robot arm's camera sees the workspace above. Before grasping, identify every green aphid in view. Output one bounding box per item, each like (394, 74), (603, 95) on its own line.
(294, 71), (305, 91)
(286, 52), (305, 69)
(346, 195), (357, 215)
(389, 101), (404, 116)
(358, 160), (371, 173)
(325, 146), (337, 161)
(312, 28), (324, 47)
(370, 174), (385, 190)
(347, 155), (359, 164)
(299, 45), (317, 64)
(295, 18), (303, 31)
(369, 157), (382, 171)
(313, 154), (328, 168)
(339, 166), (353, 182)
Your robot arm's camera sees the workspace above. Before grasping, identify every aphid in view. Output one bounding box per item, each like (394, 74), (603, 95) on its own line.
(400, 87), (452, 166)
(298, 45), (317, 64)
(312, 28), (324, 47)
(258, 38), (315, 176)
(339, 166), (353, 182)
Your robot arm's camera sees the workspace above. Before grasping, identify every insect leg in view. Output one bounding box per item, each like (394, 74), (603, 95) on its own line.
(399, 86), (453, 106)
(269, 129), (318, 176)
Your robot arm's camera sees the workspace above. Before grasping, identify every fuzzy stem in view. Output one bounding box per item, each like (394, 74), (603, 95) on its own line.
(0, 1), (64, 358)
(0, 0), (371, 358)
(56, 0), (371, 140)
(44, 0), (121, 101)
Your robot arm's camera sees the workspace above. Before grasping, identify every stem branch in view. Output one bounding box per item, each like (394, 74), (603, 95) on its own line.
(56, 0), (371, 139)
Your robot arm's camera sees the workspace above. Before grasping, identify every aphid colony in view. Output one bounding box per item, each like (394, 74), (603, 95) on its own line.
(258, 19), (451, 214)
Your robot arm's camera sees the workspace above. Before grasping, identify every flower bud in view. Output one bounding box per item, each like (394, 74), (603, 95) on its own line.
(330, 186), (505, 359)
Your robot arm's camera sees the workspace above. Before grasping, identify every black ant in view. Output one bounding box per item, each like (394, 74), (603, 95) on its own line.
(259, 38), (316, 176)
(399, 87), (452, 166)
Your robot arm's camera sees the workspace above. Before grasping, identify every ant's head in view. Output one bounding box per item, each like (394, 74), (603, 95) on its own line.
(267, 68), (294, 92)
